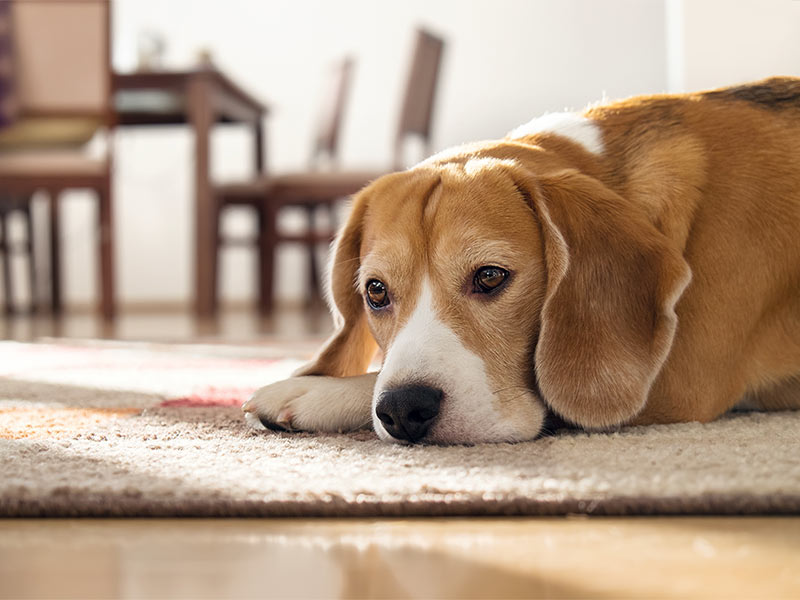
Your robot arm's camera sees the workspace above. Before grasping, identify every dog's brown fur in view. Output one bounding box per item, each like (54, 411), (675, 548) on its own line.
(298, 77), (800, 432)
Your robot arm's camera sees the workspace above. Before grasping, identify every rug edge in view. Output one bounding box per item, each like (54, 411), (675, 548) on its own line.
(3, 492), (800, 518)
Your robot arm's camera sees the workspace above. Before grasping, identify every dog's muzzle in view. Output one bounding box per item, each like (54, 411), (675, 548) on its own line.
(375, 384), (442, 443)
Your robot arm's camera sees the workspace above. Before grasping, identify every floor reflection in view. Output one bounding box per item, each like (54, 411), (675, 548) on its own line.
(1, 518), (799, 599)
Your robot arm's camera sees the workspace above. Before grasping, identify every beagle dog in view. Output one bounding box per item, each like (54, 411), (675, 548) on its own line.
(244, 76), (800, 444)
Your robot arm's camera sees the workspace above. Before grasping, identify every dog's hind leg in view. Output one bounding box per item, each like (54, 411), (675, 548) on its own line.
(243, 373), (378, 433)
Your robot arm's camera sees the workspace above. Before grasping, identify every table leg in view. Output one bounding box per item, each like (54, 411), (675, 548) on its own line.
(188, 74), (216, 318)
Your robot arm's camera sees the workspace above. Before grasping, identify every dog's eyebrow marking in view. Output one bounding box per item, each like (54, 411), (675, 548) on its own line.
(357, 239), (416, 291)
(459, 240), (523, 267)
(507, 112), (605, 155)
(356, 256), (390, 292)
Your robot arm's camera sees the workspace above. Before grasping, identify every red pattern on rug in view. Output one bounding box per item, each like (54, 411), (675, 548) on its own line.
(161, 386), (258, 407)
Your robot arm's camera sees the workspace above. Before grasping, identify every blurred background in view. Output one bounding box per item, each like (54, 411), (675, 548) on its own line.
(1, 0), (799, 341)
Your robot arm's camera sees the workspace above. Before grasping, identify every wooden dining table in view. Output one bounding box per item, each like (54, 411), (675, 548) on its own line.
(113, 67), (269, 318)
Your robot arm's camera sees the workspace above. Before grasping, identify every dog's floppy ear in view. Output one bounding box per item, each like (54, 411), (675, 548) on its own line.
(521, 168), (691, 429)
(294, 190), (377, 377)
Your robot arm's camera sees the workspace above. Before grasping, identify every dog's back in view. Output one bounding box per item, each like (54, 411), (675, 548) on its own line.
(701, 77), (800, 114)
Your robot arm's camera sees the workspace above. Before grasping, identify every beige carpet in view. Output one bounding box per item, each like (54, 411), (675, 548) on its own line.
(1, 341), (799, 517)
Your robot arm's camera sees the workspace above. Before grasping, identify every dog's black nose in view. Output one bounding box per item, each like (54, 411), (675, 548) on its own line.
(376, 385), (442, 442)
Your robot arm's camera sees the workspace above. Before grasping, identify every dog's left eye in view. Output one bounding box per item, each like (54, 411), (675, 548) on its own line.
(366, 279), (390, 309)
(473, 266), (509, 294)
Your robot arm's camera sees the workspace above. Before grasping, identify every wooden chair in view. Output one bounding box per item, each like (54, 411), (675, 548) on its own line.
(213, 29), (445, 314)
(213, 56), (356, 313)
(0, 0), (114, 320)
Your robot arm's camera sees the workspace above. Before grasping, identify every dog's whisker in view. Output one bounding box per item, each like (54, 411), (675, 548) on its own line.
(506, 391), (537, 405)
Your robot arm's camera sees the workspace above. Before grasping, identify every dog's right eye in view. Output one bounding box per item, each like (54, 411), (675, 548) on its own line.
(366, 279), (390, 309)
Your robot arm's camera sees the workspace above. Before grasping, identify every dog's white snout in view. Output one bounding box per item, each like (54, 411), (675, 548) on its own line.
(373, 279), (506, 443)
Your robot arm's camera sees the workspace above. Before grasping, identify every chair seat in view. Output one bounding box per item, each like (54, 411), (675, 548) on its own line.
(215, 169), (386, 205)
(0, 149), (106, 177)
(213, 179), (269, 204)
(0, 117), (102, 150)
(271, 169), (385, 199)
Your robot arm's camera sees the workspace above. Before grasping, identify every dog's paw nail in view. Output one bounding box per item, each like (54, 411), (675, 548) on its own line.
(244, 411), (267, 430)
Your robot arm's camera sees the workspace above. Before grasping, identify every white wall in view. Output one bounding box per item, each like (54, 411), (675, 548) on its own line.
(59, 0), (669, 309)
(667, 0), (800, 92)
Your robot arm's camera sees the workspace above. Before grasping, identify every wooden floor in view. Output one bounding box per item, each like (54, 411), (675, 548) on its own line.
(0, 518), (799, 599)
(2, 309), (800, 599)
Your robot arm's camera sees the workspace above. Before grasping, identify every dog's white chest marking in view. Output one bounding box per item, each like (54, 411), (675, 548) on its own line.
(508, 112), (605, 155)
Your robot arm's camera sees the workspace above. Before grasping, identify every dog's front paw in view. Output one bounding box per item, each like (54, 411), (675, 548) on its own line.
(242, 374), (376, 433)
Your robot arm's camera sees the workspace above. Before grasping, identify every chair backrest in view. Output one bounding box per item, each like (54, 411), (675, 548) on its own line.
(310, 56), (354, 169)
(393, 28), (445, 170)
(10, 0), (110, 120)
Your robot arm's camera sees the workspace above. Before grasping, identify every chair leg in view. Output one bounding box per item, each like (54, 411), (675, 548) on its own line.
(0, 211), (13, 315)
(97, 182), (115, 321)
(23, 200), (37, 314)
(258, 204), (277, 315)
(306, 205), (321, 307)
(210, 198), (222, 314)
(48, 192), (62, 315)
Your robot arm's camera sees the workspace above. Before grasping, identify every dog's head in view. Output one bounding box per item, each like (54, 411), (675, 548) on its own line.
(298, 143), (690, 444)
